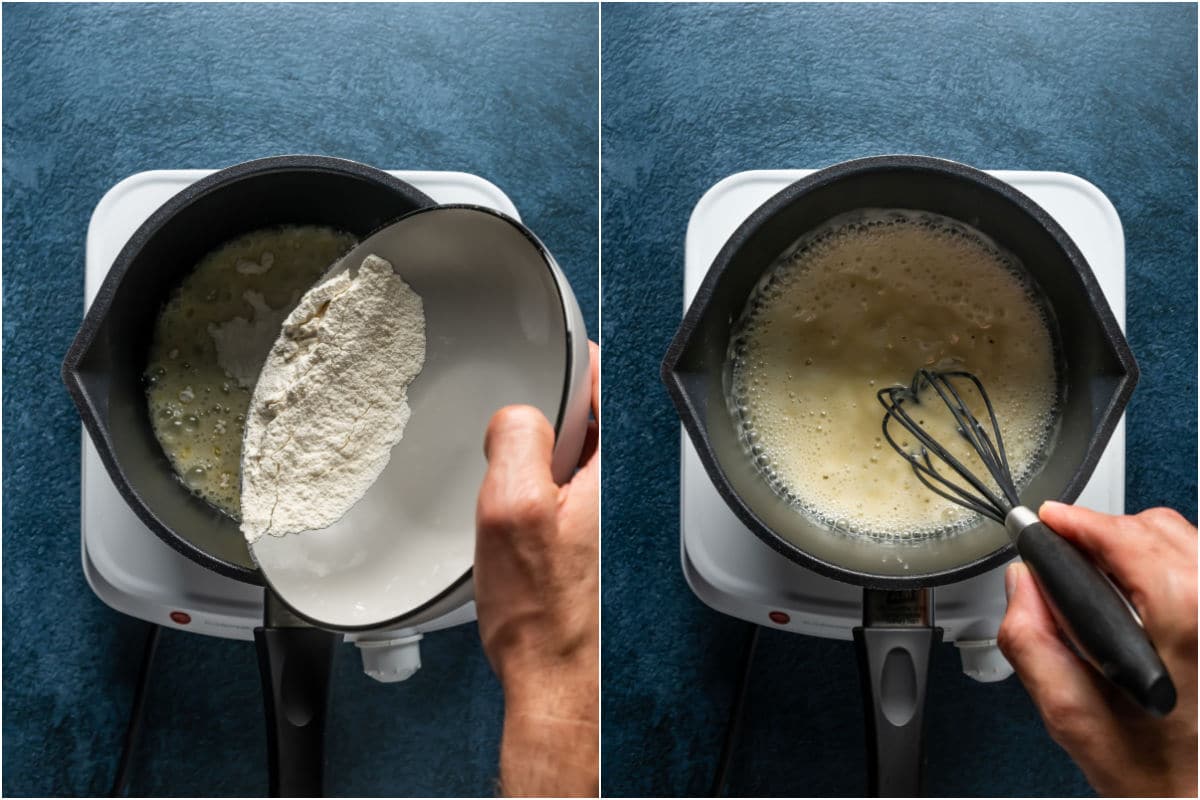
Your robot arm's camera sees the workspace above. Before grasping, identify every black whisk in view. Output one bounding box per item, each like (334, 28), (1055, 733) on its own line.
(877, 369), (1019, 524)
(878, 368), (1176, 717)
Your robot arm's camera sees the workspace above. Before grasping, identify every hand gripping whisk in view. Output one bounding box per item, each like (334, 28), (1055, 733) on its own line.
(878, 369), (1175, 716)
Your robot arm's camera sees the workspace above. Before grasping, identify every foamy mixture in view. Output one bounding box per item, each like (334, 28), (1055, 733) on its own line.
(144, 226), (357, 518)
(727, 210), (1060, 540)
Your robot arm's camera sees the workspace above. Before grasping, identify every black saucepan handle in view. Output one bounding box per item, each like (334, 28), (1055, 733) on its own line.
(1014, 516), (1176, 716)
(853, 589), (941, 797)
(254, 615), (339, 797)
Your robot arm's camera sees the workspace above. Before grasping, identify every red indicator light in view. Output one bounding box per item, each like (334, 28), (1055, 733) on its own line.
(768, 611), (790, 625)
(169, 611), (192, 625)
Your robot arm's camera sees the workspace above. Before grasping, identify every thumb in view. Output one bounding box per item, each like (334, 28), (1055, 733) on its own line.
(483, 405), (556, 488)
(998, 562), (1108, 740)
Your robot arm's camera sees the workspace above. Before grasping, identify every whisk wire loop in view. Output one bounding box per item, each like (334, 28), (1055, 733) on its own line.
(877, 369), (1023, 524)
(914, 451), (1005, 521)
(926, 371), (1019, 506)
(879, 387), (1008, 522)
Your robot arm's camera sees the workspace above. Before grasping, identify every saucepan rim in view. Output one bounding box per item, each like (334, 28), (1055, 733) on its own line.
(64, 162), (584, 629)
(662, 153), (1139, 590)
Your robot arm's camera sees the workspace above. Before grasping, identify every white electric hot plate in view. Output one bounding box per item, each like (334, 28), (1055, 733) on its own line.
(680, 169), (1128, 682)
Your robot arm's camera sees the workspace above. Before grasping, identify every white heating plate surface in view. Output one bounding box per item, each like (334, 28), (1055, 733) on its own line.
(82, 170), (519, 641)
(680, 170), (1127, 672)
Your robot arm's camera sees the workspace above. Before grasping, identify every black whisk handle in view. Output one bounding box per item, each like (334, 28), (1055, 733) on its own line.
(1010, 510), (1176, 717)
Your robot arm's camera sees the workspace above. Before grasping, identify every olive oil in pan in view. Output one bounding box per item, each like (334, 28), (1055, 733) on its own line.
(144, 226), (357, 518)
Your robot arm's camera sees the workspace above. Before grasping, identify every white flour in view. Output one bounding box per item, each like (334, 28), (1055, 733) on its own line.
(207, 291), (294, 389)
(240, 254), (426, 543)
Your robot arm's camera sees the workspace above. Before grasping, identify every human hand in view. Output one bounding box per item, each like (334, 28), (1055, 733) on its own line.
(475, 341), (599, 797)
(998, 502), (1197, 797)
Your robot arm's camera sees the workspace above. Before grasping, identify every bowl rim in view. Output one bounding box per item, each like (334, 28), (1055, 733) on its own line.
(255, 204), (582, 632)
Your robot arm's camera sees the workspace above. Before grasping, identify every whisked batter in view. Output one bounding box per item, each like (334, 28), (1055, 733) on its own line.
(727, 209), (1060, 540)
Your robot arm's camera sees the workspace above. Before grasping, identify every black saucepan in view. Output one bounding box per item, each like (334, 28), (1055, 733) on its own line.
(63, 155), (434, 796)
(662, 155), (1141, 795)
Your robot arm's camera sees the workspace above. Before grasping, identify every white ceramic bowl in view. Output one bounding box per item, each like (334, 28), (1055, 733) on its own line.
(251, 205), (591, 631)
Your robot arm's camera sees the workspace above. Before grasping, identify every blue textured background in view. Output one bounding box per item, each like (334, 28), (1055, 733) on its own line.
(601, 3), (1196, 797)
(3, 4), (596, 796)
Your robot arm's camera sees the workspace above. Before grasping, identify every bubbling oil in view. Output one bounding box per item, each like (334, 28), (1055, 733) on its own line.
(144, 226), (356, 518)
(726, 209), (1060, 541)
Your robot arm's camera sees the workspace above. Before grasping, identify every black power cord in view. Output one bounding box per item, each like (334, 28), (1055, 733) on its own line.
(109, 623), (162, 797)
(710, 623), (760, 797)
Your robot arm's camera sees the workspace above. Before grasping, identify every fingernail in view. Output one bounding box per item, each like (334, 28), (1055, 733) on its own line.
(1004, 563), (1018, 600)
(1039, 500), (1065, 514)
